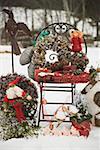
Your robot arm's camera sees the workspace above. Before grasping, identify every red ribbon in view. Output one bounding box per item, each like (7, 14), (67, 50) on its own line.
(53, 72), (89, 83)
(72, 121), (91, 137)
(22, 91), (27, 97)
(13, 102), (26, 123)
(71, 37), (82, 52)
(3, 77), (27, 123)
(4, 96), (26, 123)
(8, 77), (21, 86)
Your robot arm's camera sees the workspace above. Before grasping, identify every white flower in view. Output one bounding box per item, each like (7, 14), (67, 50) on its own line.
(13, 86), (23, 97)
(6, 87), (16, 99)
(6, 86), (23, 99)
(6, 85), (29, 99)
(45, 50), (58, 64)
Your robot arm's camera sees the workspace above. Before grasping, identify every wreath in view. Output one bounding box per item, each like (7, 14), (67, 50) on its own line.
(0, 73), (38, 140)
(20, 23), (89, 82)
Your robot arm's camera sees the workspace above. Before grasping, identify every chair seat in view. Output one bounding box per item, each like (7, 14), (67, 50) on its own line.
(35, 72), (90, 83)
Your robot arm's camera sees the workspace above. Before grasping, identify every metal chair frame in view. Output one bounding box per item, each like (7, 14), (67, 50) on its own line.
(38, 82), (76, 126)
(34, 22), (87, 126)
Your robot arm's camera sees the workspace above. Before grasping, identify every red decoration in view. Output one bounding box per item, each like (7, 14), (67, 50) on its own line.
(71, 31), (83, 52)
(3, 77), (32, 123)
(4, 95), (15, 104)
(22, 91), (27, 97)
(13, 102), (26, 122)
(52, 72), (89, 83)
(8, 77), (21, 86)
(62, 65), (77, 74)
(72, 120), (91, 137)
(34, 68), (51, 81)
(4, 96), (26, 123)
(34, 67), (89, 83)
(53, 72), (62, 77)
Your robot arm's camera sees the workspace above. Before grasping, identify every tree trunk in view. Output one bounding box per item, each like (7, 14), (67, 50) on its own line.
(55, 11), (59, 22)
(96, 21), (99, 39)
(24, 8), (28, 24)
(32, 10), (34, 32)
(44, 9), (48, 27)
(82, 0), (85, 32)
(73, 18), (81, 28)
(63, 0), (71, 23)
(49, 10), (53, 24)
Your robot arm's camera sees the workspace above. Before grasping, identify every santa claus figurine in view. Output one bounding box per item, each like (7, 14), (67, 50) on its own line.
(70, 30), (83, 52)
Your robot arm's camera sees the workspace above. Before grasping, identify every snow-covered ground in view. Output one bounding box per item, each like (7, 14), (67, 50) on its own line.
(0, 127), (100, 150)
(0, 46), (100, 150)
(0, 128), (100, 150)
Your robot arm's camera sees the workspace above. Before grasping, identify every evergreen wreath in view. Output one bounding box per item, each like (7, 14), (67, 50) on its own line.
(0, 73), (38, 140)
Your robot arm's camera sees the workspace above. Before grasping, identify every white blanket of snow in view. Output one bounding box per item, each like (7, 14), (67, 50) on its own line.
(0, 46), (100, 150)
(0, 45), (25, 53)
(0, 127), (100, 150)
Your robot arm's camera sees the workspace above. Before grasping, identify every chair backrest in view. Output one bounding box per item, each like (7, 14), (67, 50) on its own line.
(35, 22), (87, 54)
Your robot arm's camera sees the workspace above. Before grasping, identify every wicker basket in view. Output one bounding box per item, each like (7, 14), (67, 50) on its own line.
(95, 113), (100, 127)
(96, 67), (100, 72)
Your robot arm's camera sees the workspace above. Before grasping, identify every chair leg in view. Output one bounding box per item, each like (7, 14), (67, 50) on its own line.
(37, 83), (43, 126)
(71, 84), (76, 103)
(38, 83), (76, 125)
(38, 102), (41, 126)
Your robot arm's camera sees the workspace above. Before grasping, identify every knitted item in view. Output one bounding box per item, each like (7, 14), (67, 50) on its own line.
(20, 46), (33, 65)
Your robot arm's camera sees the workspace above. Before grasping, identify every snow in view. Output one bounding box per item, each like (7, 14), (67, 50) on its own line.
(77, 21), (96, 37)
(0, 46), (100, 150)
(0, 127), (100, 150)
(0, 45), (25, 53)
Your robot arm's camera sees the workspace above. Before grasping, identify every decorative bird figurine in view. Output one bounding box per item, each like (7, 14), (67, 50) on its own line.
(2, 9), (33, 55)
(54, 24), (67, 35)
